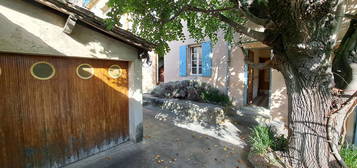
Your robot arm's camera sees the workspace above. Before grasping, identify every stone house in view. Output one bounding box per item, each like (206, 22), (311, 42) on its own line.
(0, 0), (154, 167)
(163, 1), (357, 145)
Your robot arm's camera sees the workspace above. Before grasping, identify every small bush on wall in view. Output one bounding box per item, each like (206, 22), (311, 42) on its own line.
(200, 88), (231, 106)
(151, 80), (231, 106)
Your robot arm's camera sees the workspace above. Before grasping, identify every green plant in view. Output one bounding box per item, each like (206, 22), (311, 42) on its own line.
(340, 144), (357, 168)
(249, 126), (274, 154)
(271, 135), (288, 152)
(249, 126), (288, 154)
(200, 88), (231, 106)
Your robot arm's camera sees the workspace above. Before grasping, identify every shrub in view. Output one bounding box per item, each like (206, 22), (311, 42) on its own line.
(151, 80), (231, 106)
(340, 144), (357, 168)
(200, 87), (231, 106)
(271, 135), (288, 152)
(249, 125), (288, 154)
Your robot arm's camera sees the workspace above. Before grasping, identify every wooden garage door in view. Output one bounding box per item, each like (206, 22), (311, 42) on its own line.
(0, 53), (129, 168)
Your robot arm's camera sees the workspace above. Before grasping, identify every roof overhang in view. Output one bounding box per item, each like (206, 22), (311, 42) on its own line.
(33, 0), (155, 52)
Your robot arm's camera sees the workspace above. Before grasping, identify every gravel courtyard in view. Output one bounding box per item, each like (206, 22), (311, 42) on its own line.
(65, 106), (252, 168)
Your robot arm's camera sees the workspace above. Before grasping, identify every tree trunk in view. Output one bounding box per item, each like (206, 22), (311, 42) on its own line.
(287, 80), (333, 167)
(277, 54), (340, 167)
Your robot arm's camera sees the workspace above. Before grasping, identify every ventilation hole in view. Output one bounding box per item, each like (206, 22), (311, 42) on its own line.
(31, 61), (55, 80)
(108, 65), (121, 79)
(76, 64), (94, 79)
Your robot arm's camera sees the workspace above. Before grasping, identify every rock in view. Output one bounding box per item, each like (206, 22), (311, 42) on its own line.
(228, 106), (272, 127)
(150, 80), (228, 104)
(266, 120), (288, 137)
(228, 106), (288, 137)
(143, 95), (225, 126)
(186, 86), (200, 101)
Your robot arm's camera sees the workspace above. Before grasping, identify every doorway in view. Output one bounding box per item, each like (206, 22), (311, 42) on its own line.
(246, 48), (271, 108)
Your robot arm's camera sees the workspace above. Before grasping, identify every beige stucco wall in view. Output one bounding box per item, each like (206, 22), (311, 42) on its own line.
(227, 46), (246, 106)
(0, 0), (138, 61)
(142, 52), (158, 93)
(270, 69), (289, 124)
(0, 0), (144, 144)
(164, 28), (230, 92)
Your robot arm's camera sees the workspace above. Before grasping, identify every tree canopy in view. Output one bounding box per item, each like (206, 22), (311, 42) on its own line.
(106, 0), (269, 56)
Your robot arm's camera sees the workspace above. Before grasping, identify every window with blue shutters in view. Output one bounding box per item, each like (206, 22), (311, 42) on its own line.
(179, 42), (212, 77)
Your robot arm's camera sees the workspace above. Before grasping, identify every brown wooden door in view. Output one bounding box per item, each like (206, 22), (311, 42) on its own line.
(258, 57), (270, 94)
(0, 53), (129, 168)
(247, 50), (254, 104)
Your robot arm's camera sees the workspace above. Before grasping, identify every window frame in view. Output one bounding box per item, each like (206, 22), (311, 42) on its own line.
(30, 61), (56, 80)
(189, 44), (202, 76)
(108, 64), (122, 79)
(76, 63), (94, 80)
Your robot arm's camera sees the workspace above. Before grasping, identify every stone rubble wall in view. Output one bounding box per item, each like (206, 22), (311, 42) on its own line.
(144, 94), (225, 126)
(144, 94), (287, 137)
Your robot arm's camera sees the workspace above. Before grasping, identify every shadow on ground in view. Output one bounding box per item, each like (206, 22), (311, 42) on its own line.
(65, 106), (252, 168)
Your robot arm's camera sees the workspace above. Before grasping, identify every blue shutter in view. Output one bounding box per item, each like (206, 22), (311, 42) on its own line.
(83, 0), (91, 7)
(202, 41), (212, 77)
(179, 45), (187, 76)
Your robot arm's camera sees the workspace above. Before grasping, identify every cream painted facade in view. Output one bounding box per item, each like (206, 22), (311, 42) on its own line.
(164, 2), (357, 143)
(0, 0), (146, 144)
(164, 26), (289, 124)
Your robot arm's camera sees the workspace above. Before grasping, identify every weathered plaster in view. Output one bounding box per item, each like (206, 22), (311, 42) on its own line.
(128, 59), (144, 143)
(142, 52), (159, 93)
(164, 26), (230, 92)
(0, 0), (138, 61)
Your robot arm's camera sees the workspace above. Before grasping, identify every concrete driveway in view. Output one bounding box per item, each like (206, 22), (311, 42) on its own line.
(65, 106), (252, 168)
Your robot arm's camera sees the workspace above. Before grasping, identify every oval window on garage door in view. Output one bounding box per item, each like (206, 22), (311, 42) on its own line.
(76, 64), (94, 79)
(108, 65), (121, 79)
(31, 61), (55, 80)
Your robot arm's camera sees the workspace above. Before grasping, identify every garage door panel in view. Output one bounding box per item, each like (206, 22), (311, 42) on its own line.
(0, 55), (26, 168)
(100, 61), (129, 146)
(68, 59), (107, 158)
(17, 56), (70, 167)
(0, 54), (129, 168)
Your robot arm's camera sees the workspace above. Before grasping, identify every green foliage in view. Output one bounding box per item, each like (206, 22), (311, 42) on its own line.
(151, 80), (231, 106)
(106, 0), (246, 56)
(200, 87), (231, 106)
(340, 144), (357, 168)
(249, 126), (288, 154)
(271, 135), (288, 152)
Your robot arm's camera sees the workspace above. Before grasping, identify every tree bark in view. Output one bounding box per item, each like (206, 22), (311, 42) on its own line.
(272, 44), (343, 167)
(282, 67), (334, 167)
